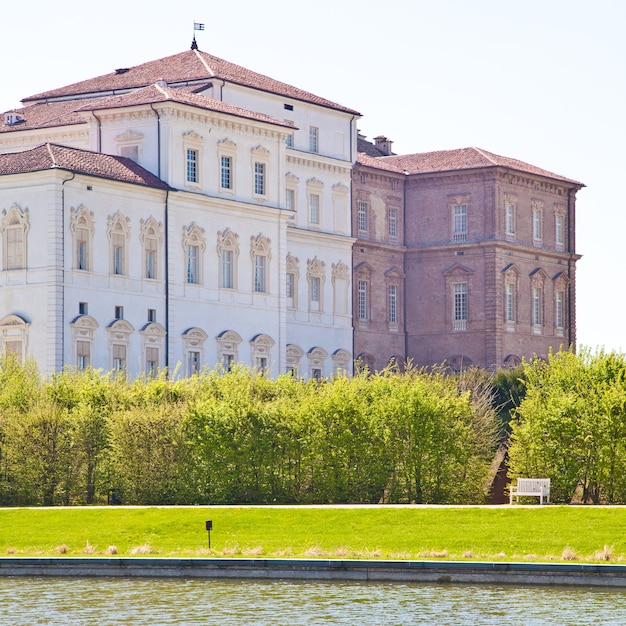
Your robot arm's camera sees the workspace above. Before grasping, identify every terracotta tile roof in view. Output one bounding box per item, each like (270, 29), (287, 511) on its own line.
(23, 49), (360, 115)
(0, 143), (170, 189)
(356, 151), (406, 173)
(378, 147), (583, 185)
(0, 99), (95, 134)
(77, 83), (295, 128)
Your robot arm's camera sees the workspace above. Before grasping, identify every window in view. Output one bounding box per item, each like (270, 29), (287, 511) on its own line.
(221, 249), (233, 288)
(108, 214), (129, 276)
(79, 302), (88, 315)
(358, 280), (368, 320)
(146, 347), (158, 377)
(254, 254), (266, 293)
(357, 202), (368, 232)
(112, 344), (126, 372)
(310, 276), (321, 309)
(505, 283), (515, 325)
(533, 209), (543, 242)
(453, 205), (467, 242)
(254, 162), (266, 196)
(144, 235), (157, 279)
(359, 174), (366, 184)
(223, 353), (235, 372)
(286, 188), (295, 211)
(532, 287), (542, 326)
(256, 356), (268, 371)
(453, 282), (468, 330)
(188, 350), (200, 375)
(309, 194), (320, 225)
(186, 148), (198, 183)
(77, 341), (90, 370)
(311, 368), (322, 380)
(505, 203), (515, 238)
(391, 180), (398, 191)
(309, 126), (319, 153)
(220, 155), (232, 190)
(187, 245), (199, 284)
(556, 290), (565, 330)
(388, 285), (398, 324)
(389, 208), (398, 238)
(148, 309), (156, 323)
(114, 306), (124, 320)
(1, 204), (29, 270)
(76, 226), (89, 270)
(286, 272), (295, 307)
(555, 213), (565, 247)
(112, 233), (124, 275)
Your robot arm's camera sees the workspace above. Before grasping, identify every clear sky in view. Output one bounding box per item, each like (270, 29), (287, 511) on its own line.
(1, 0), (624, 353)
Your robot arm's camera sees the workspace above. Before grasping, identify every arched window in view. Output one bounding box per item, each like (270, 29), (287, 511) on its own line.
(1, 204), (29, 270)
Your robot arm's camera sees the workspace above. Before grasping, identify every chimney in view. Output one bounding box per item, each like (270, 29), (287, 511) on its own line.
(374, 135), (394, 156)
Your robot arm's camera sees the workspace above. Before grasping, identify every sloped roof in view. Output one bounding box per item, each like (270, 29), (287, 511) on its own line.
(356, 151), (406, 173)
(77, 83), (294, 128)
(0, 143), (170, 189)
(0, 99), (95, 134)
(23, 49), (360, 115)
(378, 147), (583, 185)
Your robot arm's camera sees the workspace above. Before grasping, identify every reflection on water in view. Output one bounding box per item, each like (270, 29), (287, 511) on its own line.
(1, 577), (626, 625)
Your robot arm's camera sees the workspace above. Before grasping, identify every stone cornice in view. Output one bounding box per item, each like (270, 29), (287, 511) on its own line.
(286, 153), (351, 177)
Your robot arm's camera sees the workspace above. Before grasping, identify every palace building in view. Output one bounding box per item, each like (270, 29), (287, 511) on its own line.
(0, 45), (583, 376)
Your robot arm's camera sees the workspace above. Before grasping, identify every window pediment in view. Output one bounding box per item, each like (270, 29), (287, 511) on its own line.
(443, 262), (474, 277)
(183, 130), (204, 143)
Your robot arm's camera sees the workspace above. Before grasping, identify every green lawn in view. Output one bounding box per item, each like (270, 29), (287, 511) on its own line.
(2, 505), (626, 563)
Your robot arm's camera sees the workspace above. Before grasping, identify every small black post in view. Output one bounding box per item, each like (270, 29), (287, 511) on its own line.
(205, 520), (213, 549)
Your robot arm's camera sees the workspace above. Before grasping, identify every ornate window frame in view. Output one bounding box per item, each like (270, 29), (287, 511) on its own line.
(140, 322), (166, 376)
(331, 260), (350, 316)
(0, 314), (29, 363)
(286, 252), (300, 309)
(216, 329), (242, 370)
(250, 333), (275, 372)
(502, 263), (520, 332)
(140, 216), (163, 281)
(307, 346), (328, 379)
(532, 199), (544, 245)
(251, 145), (270, 201)
(504, 193), (517, 242)
(107, 318), (134, 374)
(183, 130), (204, 188)
(217, 228), (240, 290)
(331, 348), (351, 374)
(251, 233), (271, 294)
(444, 263), (474, 332)
(307, 256), (326, 313)
(306, 177), (324, 227)
(285, 172), (299, 215)
(107, 212), (131, 276)
(1, 203), (29, 270)
(449, 194), (470, 243)
(116, 129), (143, 163)
(530, 267), (548, 334)
(70, 314), (99, 370)
(385, 266), (404, 331)
(182, 327), (208, 376)
(286, 343), (304, 375)
(70, 205), (94, 272)
(183, 222), (206, 285)
(553, 271), (570, 337)
(554, 203), (566, 250)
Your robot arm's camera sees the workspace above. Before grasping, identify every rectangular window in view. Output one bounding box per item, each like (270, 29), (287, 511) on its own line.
(286, 272), (294, 305)
(532, 287), (542, 326)
(453, 282), (468, 329)
(256, 356), (268, 372)
(555, 214), (565, 247)
(309, 194), (320, 225)
(453, 204), (467, 242)
(310, 276), (320, 310)
(186, 148), (198, 183)
(223, 353), (234, 372)
(388, 285), (398, 324)
(391, 180), (398, 191)
(358, 280), (368, 320)
(309, 126), (319, 153)
(389, 208), (398, 238)
(311, 367), (322, 380)
(556, 290), (565, 328)
(76, 227), (89, 270)
(113, 344), (126, 372)
(79, 302), (88, 315)
(145, 238), (157, 279)
(6, 227), (25, 269)
(146, 347), (158, 377)
(254, 255), (266, 293)
(221, 249), (233, 288)
(286, 188), (295, 211)
(77, 340), (90, 370)
(505, 283), (515, 323)
(187, 245), (199, 284)
(114, 306), (124, 320)
(112, 232), (125, 275)
(220, 155), (232, 190)
(357, 201), (368, 232)
(533, 210), (543, 241)
(188, 351), (200, 375)
(148, 308), (156, 323)
(505, 204), (515, 237)
(285, 130), (294, 147)
(254, 162), (266, 195)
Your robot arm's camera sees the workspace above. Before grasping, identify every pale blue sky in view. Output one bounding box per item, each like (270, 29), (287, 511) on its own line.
(1, 0), (624, 352)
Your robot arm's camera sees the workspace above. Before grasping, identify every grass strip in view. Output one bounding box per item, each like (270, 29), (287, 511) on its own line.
(2, 506), (626, 563)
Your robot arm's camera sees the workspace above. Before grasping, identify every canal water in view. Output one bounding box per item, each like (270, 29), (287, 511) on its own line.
(1, 577), (626, 624)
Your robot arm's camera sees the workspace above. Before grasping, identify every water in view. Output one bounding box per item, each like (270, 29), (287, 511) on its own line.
(1, 577), (626, 625)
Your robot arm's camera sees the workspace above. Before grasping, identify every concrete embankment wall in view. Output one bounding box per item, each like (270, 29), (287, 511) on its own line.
(2, 557), (626, 588)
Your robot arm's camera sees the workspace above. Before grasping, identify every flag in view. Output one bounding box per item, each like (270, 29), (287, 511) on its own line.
(194, 22), (205, 30)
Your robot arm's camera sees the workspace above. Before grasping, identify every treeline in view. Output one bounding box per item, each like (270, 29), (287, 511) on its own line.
(509, 349), (626, 504)
(0, 357), (498, 506)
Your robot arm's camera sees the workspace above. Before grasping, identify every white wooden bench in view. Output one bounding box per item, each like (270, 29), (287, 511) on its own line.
(509, 478), (550, 504)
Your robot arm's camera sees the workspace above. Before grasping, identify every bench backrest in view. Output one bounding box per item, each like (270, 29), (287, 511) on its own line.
(516, 478), (550, 494)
